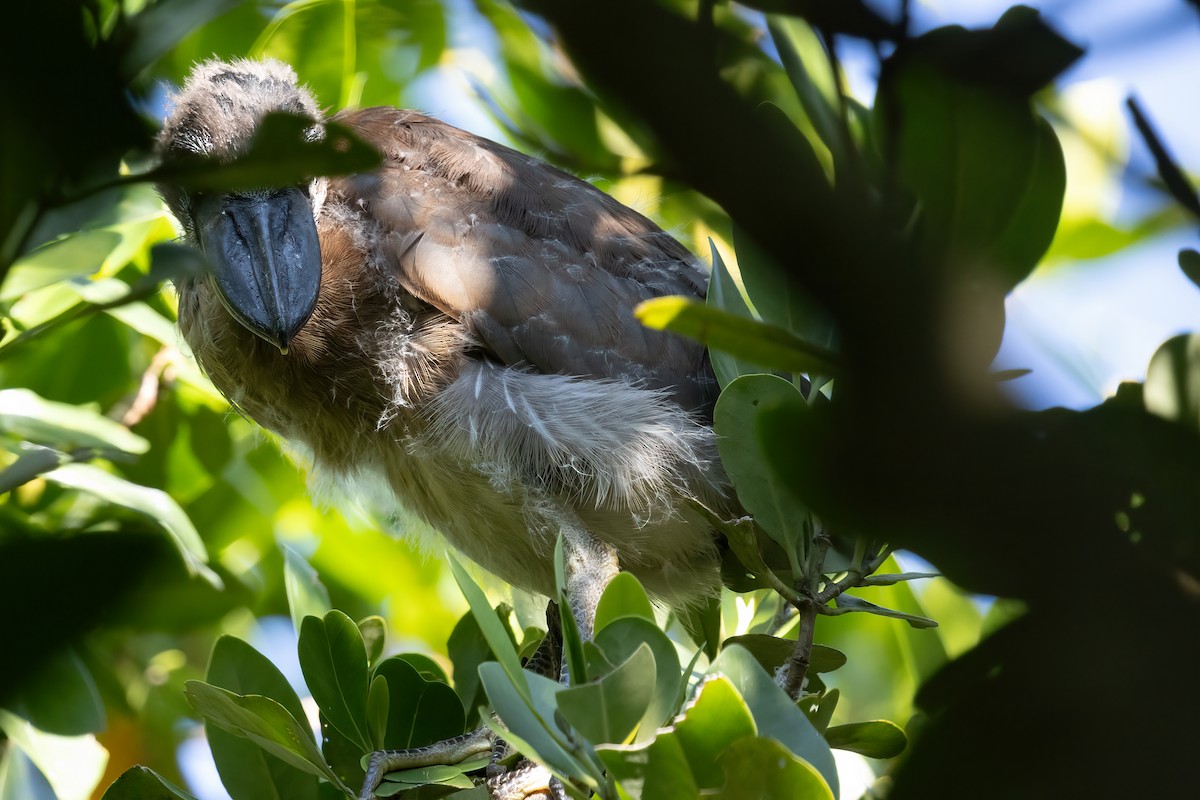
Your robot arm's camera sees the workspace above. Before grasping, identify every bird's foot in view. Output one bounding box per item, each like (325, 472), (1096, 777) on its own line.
(358, 727), (498, 800)
(487, 760), (569, 800)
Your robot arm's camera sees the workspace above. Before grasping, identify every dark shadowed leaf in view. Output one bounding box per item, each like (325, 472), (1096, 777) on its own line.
(825, 720), (908, 758)
(149, 114), (380, 193)
(100, 766), (199, 800)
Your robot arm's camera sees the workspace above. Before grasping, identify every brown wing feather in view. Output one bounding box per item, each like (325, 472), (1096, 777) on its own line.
(328, 106), (716, 413)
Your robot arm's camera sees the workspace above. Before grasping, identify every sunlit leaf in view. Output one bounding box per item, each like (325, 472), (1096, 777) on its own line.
(637, 296), (837, 377)
(707, 646), (838, 795)
(595, 617), (682, 742)
(0, 388), (148, 454)
(557, 643), (656, 745)
(594, 572), (656, 633)
(716, 736), (834, 799)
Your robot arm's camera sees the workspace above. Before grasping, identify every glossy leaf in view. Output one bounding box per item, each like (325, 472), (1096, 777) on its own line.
(373, 657), (465, 751)
(557, 642), (656, 745)
(825, 720), (908, 758)
(732, 222), (837, 356)
(705, 240), (772, 387)
(673, 677), (757, 790)
(880, 51), (1066, 292)
(707, 646), (838, 795)
(594, 572), (656, 633)
(7, 648), (105, 736)
(204, 636), (318, 800)
(298, 610), (373, 752)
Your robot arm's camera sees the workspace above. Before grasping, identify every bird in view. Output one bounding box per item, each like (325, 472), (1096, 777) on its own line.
(156, 58), (734, 797)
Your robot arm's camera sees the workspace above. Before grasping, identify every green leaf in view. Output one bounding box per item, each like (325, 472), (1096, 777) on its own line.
(880, 50), (1067, 292)
(1145, 334), (1200, 433)
(149, 113), (381, 193)
(557, 642), (656, 745)
(594, 572), (656, 633)
(205, 636), (318, 800)
(298, 610), (373, 752)
(707, 646), (838, 795)
(676, 593), (722, 660)
(477, 663), (592, 785)
(367, 675), (389, 750)
(1, 230), (122, 301)
(636, 296), (838, 377)
(0, 388), (148, 454)
(594, 617), (681, 742)
(358, 617), (387, 669)
(832, 594), (939, 628)
(373, 657), (465, 750)
(7, 648), (105, 736)
(183, 681), (350, 794)
(282, 545), (332, 636)
(448, 557), (527, 698)
(715, 736), (834, 799)
(43, 462), (221, 588)
(596, 725), (698, 800)
(393, 653), (447, 684)
(718, 635), (844, 676)
(859, 571), (940, 586)
(672, 677), (757, 790)
(769, 17), (845, 164)
(732, 222), (837, 357)
(100, 766), (199, 800)
(1180, 249), (1200, 291)
(377, 757), (489, 793)
(714, 375), (811, 556)
(704, 240), (772, 387)
(825, 720), (908, 758)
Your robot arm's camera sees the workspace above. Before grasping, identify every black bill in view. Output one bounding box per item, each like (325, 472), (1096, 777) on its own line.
(194, 187), (321, 353)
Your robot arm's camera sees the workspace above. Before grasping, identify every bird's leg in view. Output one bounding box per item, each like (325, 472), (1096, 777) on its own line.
(556, 511), (620, 682)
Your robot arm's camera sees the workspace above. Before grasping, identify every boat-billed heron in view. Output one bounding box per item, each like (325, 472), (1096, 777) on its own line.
(157, 59), (734, 797)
